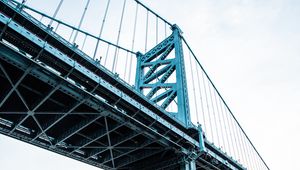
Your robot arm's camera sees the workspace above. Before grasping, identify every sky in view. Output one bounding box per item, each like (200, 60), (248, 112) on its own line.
(1, 0), (300, 169)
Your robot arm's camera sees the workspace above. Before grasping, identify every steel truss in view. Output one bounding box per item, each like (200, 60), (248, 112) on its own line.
(135, 25), (191, 127)
(0, 0), (246, 169)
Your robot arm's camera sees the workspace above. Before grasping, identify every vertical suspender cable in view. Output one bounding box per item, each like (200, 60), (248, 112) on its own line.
(39, 15), (44, 22)
(251, 145), (259, 170)
(242, 136), (251, 168)
(128, 3), (138, 83)
(254, 145), (260, 170)
(124, 51), (129, 79)
(208, 82), (220, 145)
(93, 0), (111, 59)
(249, 144), (257, 169)
(103, 44), (110, 66)
(213, 90), (226, 150)
(72, 0), (91, 43)
(230, 113), (242, 161)
(54, 23), (60, 32)
(202, 72), (214, 142)
(245, 138), (252, 168)
(218, 95), (231, 154)
(49, 0), (64, 26)
(156, 16), (158, 44)
(238, 126), (249, 166)
(231, 119), (241, 160)
(81, 34), (87, 50)
(188, 51), (199, 123)
(223, 103), (236, 157)
(182, 38), (270, 170)
(236, 124), (246, 164)
(112, 0), (127, 72)
(244, 141), (252, 169)
(195, 62), (206, 130)
(69, 30), (74, 42)
(227, 108), (238, 158)
(145, 10), (149, 52)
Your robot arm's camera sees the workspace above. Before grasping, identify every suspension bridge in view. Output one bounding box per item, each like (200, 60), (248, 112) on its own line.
(0, 0), (269, 169)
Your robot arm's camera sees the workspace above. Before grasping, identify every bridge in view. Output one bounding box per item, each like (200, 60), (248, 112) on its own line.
(0, 0), (269, 169)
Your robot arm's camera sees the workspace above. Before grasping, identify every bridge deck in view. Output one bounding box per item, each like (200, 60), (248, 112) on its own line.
(0, 1), (245, 169)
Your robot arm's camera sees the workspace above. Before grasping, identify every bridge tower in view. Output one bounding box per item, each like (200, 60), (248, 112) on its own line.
(135, 25), (192, 128)
(0, 0), (270, 169)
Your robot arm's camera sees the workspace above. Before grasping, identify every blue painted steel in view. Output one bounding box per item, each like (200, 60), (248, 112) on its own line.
(0, 0), (264, 169)
(135, 25), (191, 127)
(198, 125), (206, 153)
(0, 10), (202, 148)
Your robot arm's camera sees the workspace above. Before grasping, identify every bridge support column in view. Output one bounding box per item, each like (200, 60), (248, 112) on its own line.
(180, 159), (196, 170)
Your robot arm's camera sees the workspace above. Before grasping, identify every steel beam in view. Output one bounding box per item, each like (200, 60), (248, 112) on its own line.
(54, 113), (105, 146)
(89, 130), (141, 162)
(0, 65), (31, 108)
(0, 64), (31, 135)
(30, 100), (85, 142)
(104, 116), (115, 168)
(115, 144), (165, 169)
(70, 121), (124, 155)
(74, 132), (133, 158)
(181, 159), (196, 170)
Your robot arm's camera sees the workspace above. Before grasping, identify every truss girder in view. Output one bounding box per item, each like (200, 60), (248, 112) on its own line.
(54, 114), (104, 146)
(0, 1), (247, 169)
(0, 43), (193, 169)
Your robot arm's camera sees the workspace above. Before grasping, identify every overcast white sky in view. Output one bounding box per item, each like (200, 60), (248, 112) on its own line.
(1, 0), (300, 169)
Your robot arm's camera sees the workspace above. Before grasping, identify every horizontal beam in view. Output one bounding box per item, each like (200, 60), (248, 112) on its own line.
(0, 17), (200, 148)
(140, 83), (175, 89)
(54, 114), (105, 146)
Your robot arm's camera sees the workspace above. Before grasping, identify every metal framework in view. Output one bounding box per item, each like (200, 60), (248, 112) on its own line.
(135, 25), (191, 127)
(0, 0), (258, 169)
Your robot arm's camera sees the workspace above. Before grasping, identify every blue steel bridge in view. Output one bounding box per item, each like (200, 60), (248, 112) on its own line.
(0, 0), (269, 169)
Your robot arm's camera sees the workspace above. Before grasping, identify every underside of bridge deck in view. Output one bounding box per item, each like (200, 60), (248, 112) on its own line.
(0, 1), (247, 169)
(0, 43), (186, 169)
